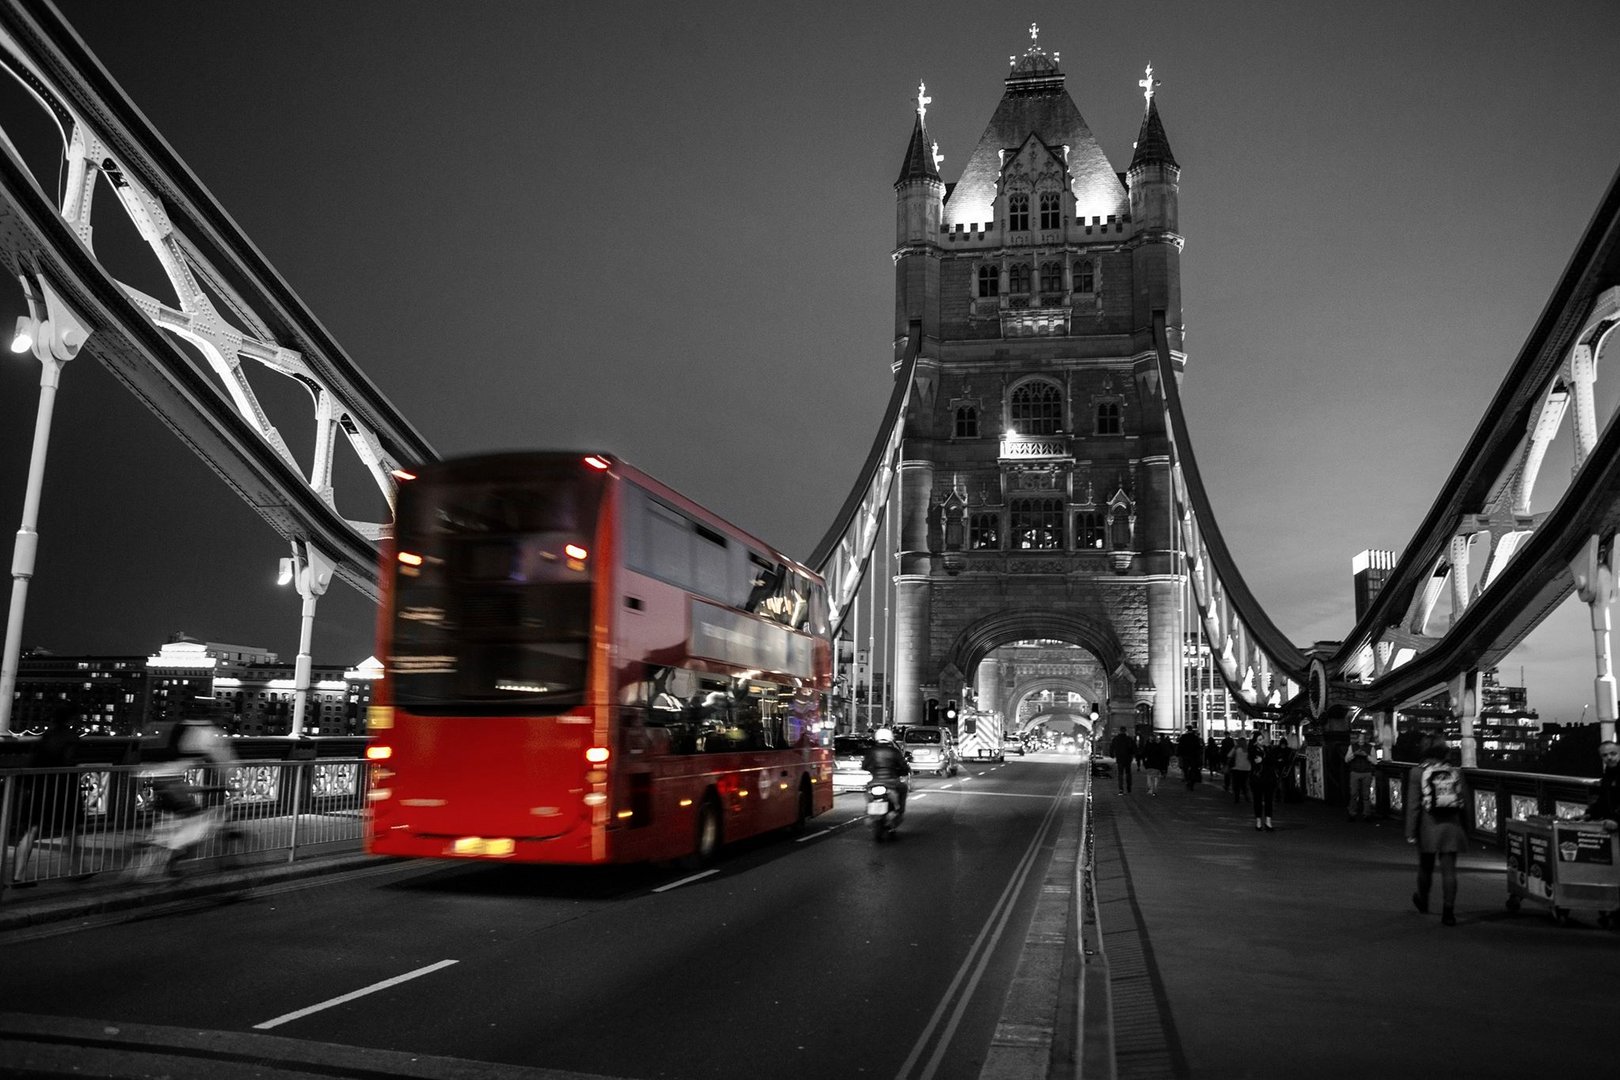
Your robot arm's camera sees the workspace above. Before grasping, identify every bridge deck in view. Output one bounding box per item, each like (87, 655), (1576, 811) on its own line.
(1091, 769), (1615, 1079)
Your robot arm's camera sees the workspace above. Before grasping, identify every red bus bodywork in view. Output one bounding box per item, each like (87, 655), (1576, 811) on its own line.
(366, 452), (833, 864)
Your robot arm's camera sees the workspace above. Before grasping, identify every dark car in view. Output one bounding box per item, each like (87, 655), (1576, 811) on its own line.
(832, 734), (875, 793)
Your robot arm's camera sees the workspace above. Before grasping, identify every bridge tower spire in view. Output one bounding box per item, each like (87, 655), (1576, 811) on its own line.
(883, 32), (1189, 738)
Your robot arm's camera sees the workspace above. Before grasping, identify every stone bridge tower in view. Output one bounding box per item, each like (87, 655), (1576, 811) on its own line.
(891, 31), (1187, 735)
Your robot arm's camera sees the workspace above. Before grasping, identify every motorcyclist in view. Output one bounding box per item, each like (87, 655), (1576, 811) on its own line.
(861, 727), (911, 815)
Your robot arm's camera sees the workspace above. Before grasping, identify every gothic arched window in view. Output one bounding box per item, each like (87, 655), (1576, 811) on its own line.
(969, 512), (1000, 550)
(1011, 498), (1063, 550)
(1076, 511), (1105, 550)
(1110, 509), (1132, 549)
(1039, 191), (1061, 230)
(954, 405), (979, 438)
(1076, 259), (1095, 293)
(977, 265), (999, 297)
(1010, 381), (1063, 436)
(1009, 263), (1032, 295)
(1008, 193), (1030, 232)
(1096, 401), (1122, 436)
(1039, 261), (1063, 295)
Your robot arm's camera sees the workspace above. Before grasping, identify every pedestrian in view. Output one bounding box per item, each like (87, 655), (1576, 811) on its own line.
(1109, 727), (1138, 794)
(1206, 736), (1225, 787)
(1405, 735), (1468, 926)
(1250, 731), (1280, 831)
(1275, 733), (1300, 802)
(1144, 734), (1170, 795)
(1227, 737), (1252, 805)
(1585, 739), (1619, 831)
(1345, 732), (1377, 821)
(9, 707), (84, 886)
(1219, 734), (1235, 791)
(1177, 726), (1204, 790)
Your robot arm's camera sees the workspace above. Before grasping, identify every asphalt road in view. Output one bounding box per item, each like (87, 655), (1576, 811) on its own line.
(0, 756), (1082, 1080)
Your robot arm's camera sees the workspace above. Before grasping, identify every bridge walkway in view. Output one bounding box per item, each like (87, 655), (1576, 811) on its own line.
(1090, 767), (1616, 1079)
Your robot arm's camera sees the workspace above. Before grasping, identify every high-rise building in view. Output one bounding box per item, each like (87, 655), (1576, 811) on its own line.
(1352, 549), (1396, 620)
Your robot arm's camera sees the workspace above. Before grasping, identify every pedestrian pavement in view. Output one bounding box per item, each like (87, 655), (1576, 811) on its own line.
(0, 846), (374, 934)
(1090, 768), (1617, 1079)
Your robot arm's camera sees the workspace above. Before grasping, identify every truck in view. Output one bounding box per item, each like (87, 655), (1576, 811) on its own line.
(957, 710), (1005, 763)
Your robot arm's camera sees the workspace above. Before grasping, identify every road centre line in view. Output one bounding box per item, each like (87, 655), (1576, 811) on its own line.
(652, 868), (719, 892)
(254, 959), (458, 1030)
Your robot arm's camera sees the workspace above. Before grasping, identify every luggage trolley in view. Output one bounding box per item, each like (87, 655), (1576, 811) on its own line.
(1504, 816), (1620, 925)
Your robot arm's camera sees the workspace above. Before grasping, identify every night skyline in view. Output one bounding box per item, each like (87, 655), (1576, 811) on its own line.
(3, 1), (1619, 723)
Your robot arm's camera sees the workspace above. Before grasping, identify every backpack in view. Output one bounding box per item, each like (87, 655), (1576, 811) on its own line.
(1421, 763), (1462, 814)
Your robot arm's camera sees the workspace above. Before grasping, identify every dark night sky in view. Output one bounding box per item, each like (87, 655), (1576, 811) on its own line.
(3, 1), (1619, 723)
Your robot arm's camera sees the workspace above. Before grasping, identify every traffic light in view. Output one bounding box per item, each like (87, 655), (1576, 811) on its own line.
(945, 700), (958, 722)
(926, 698), (941, 725)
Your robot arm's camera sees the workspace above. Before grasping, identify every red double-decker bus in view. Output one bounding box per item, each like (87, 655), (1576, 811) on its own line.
(365, 451), (834, 865)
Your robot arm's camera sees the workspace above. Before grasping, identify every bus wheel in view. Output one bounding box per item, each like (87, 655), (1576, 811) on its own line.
(792, 782), (812, 834)
(682, 797), (722, 869)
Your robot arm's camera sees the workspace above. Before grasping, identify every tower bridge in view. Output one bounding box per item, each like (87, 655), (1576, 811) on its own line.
(2, 5), (1617, 755)
(1, 9), (1618, 1078)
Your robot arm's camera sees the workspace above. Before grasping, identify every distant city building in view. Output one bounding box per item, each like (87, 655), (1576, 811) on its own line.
(145, 636), (378, 736)
(1393, 667), (1539, 766)
(6, 635), (377, 738)
(7, 651), (150, 736)
(1351, 549), (1396, 620)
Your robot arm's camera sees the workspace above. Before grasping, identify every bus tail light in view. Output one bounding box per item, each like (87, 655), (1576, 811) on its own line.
(366, 745), (393, 761)
(585, 746), (610, 764)
(583, 455), (611, 470)
(397, 551), (424, 567)
(564, 543), (588, 561)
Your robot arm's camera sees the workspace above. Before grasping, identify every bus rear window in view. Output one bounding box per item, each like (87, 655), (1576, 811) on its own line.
(389, 467), (605, 715)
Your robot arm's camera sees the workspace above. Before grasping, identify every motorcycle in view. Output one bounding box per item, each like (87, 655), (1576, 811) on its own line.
(865, 778), (906, 841)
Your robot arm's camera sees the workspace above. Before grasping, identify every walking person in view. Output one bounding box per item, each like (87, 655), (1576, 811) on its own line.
(1144, 734), (1170, 795)
(1250, 732), (1280, 831)
(1109, 727), (1138, 794)
(1177, 726), (1204, 790)
(1345, 732), (1377, 821)
(9, 707), (84, 886)
(1227, 737), (1252, 806)
(1219, 734), (1235, 792)
(1405, 734), (1469, 926)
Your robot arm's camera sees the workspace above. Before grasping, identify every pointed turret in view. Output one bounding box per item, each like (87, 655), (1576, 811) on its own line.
(894, 82), (945, 360)
(1128, 97), (1178, 172)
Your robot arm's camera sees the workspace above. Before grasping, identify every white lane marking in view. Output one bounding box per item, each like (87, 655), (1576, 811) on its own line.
(911, 792), (929, 800)
(918, 788), (1060, 800)
(254, 959), (458, 1030)
(795, 826), (836, 843)
(652, 869), (719, 892)
(896, 787), (1065, 1080)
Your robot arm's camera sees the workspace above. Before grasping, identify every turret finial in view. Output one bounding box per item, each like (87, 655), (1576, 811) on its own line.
(1029, 22), (1040, 47)
(916, 81), (931, 124)
(1139, 64), (1160, 107)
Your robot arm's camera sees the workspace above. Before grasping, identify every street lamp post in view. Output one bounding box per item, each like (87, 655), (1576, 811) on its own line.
(0, 273), (90, 737)
(278, 539), (336, 739)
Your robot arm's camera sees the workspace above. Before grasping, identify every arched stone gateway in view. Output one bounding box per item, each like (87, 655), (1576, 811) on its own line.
(888, 32), (1187, 732)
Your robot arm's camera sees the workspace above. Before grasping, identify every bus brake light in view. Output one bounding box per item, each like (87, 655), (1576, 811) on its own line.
(564, 544), (588, 561)
(366, 745), (393, 761)
(584, 455), (611, 470)
(397, 551), (424, 567)
(585, 746), (610, 764)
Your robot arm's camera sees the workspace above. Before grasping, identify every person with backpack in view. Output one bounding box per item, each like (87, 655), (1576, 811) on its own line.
(1404, 734), (1469, 926)
(1345, 733), (1377, 821)
(1108, 727), (1138, 794)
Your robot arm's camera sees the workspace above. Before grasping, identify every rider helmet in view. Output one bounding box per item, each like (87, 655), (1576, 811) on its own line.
(874, 727), (894, 743)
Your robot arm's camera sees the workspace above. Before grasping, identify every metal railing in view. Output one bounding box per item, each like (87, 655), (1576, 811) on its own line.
(1375, 762), (1598, 847)
(0, 758), (368, 896)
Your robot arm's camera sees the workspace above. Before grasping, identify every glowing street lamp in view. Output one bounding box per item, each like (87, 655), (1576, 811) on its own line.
(0, 273), (91, 737)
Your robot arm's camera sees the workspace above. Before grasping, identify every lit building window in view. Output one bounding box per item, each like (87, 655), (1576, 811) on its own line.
(969, 513), (1000, 550)
(1076, 511), (1105, 549)
(1008, 193), (1030, 232)
(1010, 381), (1063, 436)
(1011, 499), (1063, 549)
